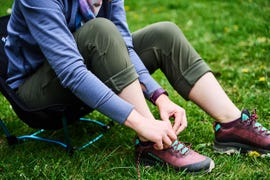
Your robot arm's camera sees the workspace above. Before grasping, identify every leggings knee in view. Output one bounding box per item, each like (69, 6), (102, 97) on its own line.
(152, 22), (184, 46)
(80, 18), (123, 42)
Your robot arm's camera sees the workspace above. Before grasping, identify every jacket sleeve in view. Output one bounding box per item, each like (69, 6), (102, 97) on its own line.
(14, 0), (134, 123)
(108, 0), (161, 99)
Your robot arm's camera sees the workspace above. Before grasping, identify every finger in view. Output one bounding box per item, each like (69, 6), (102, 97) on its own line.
(153, 135), (164, 150)
(176, 112), (187, 134)
(160, 111), (170, 122)
(165, 121), (177, 141)
(172, 113), (181, 133)
(153, 141), (163, 150)
(167, 128), (177, 142)
(162, 135), (173, 147)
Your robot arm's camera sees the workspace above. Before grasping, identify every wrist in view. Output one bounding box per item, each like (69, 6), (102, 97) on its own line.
(155, 93), (170, 107)
(124, 110), (144, 130)
(149, 88), (168, 105)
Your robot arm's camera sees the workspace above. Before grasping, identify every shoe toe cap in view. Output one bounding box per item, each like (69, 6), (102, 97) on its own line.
(178, 153), (215, 173)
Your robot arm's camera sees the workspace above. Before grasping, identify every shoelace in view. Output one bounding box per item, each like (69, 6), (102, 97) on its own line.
(136, 140), (190, 180)
(244, 109), (270, 135)
(136, 148), (143, 180)
(136, 141), (152, 180)
(170, 140), (190, 155)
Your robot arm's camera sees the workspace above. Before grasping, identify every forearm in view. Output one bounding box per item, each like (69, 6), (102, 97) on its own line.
(124, 109), (147, 131)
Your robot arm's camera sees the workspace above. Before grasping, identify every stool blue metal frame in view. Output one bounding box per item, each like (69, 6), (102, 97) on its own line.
(0, 116), (110, 153)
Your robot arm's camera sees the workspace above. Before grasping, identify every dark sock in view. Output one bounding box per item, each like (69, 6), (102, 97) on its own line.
(220, 117), (241, 128)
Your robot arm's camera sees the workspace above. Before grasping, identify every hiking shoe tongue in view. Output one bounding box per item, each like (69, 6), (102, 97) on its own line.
(213, 109), (270, 154)
(241, 109), (250, 121)
(135, 139), (214, 173)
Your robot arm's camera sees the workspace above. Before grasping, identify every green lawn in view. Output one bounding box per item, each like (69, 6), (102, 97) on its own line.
(0, 0), (270, 179)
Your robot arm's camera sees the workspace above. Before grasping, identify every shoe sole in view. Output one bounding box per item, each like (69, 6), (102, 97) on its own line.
(213, 140), (270, 155)
(139, 155), (215, 174)
(177, 158), (215, 174)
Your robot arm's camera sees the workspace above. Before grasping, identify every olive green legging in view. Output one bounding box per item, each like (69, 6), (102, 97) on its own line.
(132, 21), (211, 99)
(16, 18), (211, 109)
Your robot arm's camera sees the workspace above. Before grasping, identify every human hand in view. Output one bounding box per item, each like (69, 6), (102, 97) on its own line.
(124, 110), (177, 150)
(155, 94), (187, 135)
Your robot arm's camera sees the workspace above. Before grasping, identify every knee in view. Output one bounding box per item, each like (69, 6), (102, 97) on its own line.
(158, 21), (182, 33)
(152, 22), (185, 45)
(77, 18), (123, 42)
(86, 18), (117, 32)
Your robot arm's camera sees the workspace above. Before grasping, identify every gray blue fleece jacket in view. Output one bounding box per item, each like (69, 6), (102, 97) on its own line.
(4, 0), (161, 124)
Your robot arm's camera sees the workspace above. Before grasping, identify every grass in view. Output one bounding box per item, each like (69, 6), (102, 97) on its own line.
(0, 0), (270, 179)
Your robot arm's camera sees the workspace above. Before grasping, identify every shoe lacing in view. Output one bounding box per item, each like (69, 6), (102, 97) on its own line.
(243, 109), (270, 135)
(169, 140), (190, 156)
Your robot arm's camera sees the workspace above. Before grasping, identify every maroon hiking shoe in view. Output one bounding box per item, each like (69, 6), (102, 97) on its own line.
(213, 109), (270, 154)
(135, 139), (214, 173)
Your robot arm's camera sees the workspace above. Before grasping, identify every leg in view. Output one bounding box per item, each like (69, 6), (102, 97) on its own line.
(16, 60), (83, 108)
(133, 21), (270, 154)
(132, 21), (239, 123)
(189, 72), (240, 123)
(132, 22), (215, 172)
